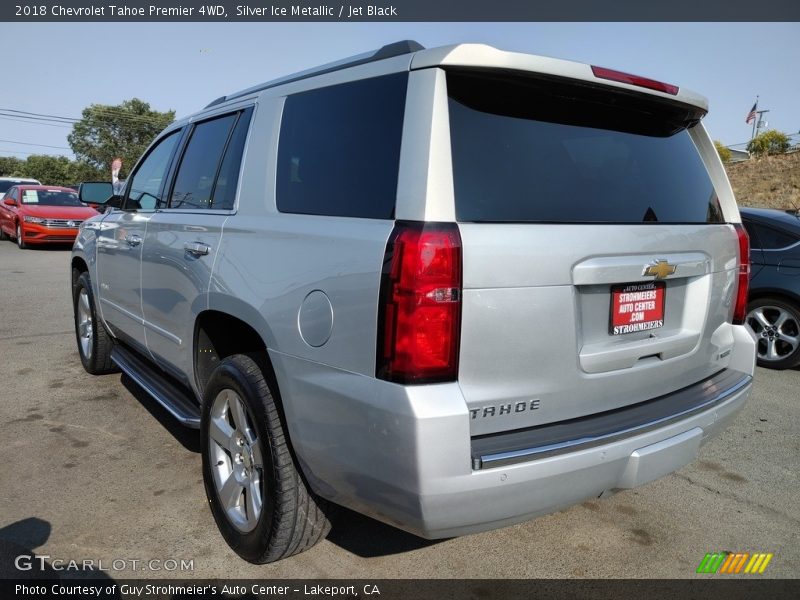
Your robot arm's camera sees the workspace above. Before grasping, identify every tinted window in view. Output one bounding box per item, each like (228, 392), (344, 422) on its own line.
(447, 71), (722, 224)
(170, 114), (237, 210)
(127, 131), (181, 210)
(742, 220), (760, 248)
(750, 223), (798, 250)
(210, 109), (252, 210)
(277, 73), (407, 219)
(0, 180), (37, 194)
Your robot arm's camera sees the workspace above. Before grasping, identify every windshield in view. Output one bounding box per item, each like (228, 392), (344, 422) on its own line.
(21, 189), (83, 207)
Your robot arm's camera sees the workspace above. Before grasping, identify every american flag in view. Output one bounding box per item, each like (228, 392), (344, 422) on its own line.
(745, 102), (757, 124)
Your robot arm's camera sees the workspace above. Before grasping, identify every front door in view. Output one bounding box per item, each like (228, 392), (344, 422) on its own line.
(95, 130), (183, 355)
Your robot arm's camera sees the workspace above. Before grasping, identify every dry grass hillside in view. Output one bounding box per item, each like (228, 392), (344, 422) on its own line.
(725, 151), (800, 210)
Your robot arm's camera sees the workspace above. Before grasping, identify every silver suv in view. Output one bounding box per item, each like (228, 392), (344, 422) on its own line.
(71, 41), (756, 563)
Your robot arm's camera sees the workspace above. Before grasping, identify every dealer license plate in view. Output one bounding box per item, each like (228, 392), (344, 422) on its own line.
(610, 281), (666, 335)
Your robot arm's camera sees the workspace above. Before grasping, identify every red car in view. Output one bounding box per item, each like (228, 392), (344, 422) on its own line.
(0, 185), (99, 249)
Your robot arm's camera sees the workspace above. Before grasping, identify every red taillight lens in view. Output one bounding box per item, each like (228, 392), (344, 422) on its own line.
(733, 223), (750, 325)
(591, 65), (679, 96)
(377, 221), (462, 384)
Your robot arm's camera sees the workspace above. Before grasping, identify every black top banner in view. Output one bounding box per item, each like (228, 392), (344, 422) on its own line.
(3, 0), (800, 22)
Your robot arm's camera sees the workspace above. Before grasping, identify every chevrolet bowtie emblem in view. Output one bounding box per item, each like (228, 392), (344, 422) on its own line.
(643, 260), (677, 279)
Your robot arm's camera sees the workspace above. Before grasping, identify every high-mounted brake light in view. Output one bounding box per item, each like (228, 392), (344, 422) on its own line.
(377, 221), (462, 384)
(591, 65), (679, 96)
(732, 223), (750, 325)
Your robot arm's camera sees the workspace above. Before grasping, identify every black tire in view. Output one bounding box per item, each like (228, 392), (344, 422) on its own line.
(73, 270), (117, 374)
(0, 226), (7, 241)
(201, 354), (330, 563)
(16, 222), (26, 249)
(745, 296), (800, 370)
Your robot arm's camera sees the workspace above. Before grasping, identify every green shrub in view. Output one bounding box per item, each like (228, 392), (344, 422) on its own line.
(747, 130), (790, 156)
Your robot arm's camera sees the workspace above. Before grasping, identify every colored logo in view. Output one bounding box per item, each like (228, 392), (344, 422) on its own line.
(643, 259), (677, 280)
(696, 552), (773, 574)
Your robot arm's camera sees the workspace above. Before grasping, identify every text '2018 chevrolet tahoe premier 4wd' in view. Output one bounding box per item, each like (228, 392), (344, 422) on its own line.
(71, 41), (756, 563)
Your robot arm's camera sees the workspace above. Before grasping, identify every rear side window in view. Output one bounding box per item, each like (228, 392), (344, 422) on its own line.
(447, 71), (723, 224)
(748, 222), (798, 250)
(168, 109), (251, 210)
(276, 73), (408, 219)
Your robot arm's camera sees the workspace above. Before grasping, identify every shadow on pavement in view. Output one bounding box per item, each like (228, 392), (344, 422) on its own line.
(0, 517), (117, 585)
(326, 505), (441, 558)
(120, 374), (201, 453)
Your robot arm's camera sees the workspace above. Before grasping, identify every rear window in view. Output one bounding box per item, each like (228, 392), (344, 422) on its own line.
(447, 71), (723, 224)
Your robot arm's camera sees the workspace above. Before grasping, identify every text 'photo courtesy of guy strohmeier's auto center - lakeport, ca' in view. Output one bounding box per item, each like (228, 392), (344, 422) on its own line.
(1, 2), (800, 599)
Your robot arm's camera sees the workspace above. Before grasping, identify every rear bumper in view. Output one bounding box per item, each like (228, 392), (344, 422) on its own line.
(271, 353), (753, 540)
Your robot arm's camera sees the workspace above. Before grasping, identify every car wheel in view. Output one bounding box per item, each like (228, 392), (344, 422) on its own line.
(16, 222), (26, 249)
(745, 296), (800, 370)
(73, 270), (117, 374)
(0, 226), (7, 241)
(201, 354), (331, 564)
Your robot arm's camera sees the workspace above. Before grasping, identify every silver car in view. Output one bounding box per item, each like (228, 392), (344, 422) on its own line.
(71, 41), (756, 563)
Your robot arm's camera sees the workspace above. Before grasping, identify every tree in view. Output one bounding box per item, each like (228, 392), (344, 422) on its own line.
(0, 154), (104, 186)
(714, 140), (732, 163)
(0, 156), (25, 177)
(67, 98), (175, 178)
(747, 130), (790, 157)
(22, 155), (74, 186)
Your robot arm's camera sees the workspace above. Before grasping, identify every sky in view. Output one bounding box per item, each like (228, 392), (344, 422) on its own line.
(2, 22), (799, 162)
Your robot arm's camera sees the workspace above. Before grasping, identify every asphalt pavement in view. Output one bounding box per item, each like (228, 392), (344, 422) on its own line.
(0, 241), (797, 579)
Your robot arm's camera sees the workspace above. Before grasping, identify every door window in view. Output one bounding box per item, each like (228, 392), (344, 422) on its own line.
(125, 130), (181, 211)
(168, 109), (252, 211)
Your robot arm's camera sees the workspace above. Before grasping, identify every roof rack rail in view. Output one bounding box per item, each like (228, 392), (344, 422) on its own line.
(204, 40), (424, 109)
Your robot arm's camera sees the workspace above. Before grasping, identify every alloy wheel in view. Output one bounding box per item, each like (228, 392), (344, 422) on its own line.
(208, 389), (264, 533)
(745, 305), (800, 363)
(77, 288), (94, 360)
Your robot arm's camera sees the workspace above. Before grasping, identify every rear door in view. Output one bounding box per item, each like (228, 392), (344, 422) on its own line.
(141, 107), (253, 384)
(444, 70), (741, 435)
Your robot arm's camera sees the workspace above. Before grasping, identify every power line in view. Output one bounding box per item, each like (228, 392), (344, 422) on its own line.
(0, 106), (173, 126)
(0, 115), (72, 129)
(0, 138), (72, 150)
(0, 112), (75, 125)
(0, 148), (72, 156)
(0, 108), (77, 122)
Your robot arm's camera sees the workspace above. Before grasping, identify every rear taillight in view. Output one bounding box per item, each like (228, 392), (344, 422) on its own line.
(377, 221), (462, 384)
(591, 65), (679, 96)
(733, 223), (750, 325)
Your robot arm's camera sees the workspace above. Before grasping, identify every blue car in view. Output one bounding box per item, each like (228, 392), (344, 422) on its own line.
(741, 207), (800, 369)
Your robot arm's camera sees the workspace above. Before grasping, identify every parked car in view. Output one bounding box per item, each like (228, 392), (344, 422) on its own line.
(740, 207), (800, 369)
(0, 185), (99, 248)
(0, 176), (40, 197)
(71, 41), (756, 564)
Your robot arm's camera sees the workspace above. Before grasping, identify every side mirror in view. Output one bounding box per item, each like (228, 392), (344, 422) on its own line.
(78, 182), (119, 206)
(3, 197), (15, 206)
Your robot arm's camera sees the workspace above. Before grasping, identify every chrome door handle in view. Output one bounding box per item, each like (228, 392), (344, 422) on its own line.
(125, 234), (142, 247)
(184, 241), (210, 256)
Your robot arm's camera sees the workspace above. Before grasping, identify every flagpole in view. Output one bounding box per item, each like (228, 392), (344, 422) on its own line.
(751, 95), (759, 141)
